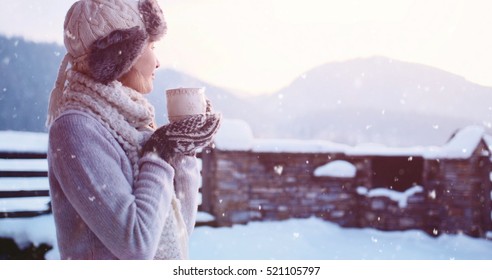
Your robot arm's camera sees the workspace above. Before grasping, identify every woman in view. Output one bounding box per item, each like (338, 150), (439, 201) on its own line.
(46, 0), (220, 260)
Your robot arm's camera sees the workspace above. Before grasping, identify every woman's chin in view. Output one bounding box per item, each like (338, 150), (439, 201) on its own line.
(136, 82), (153, 94)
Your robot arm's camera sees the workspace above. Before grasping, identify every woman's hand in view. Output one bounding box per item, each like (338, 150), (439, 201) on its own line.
(142, 100), (221, 161)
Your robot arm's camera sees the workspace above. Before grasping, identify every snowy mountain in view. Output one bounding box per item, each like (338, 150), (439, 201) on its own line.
(1, 35), (491, 147)
(250, 56), (492, 146)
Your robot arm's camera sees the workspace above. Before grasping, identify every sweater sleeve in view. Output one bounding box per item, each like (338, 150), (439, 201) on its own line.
(48, 113), (174, 259)
(169, 154), (201, 236)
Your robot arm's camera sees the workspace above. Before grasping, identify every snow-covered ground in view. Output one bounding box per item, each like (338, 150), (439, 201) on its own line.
(191, 215), (492, 260)
(1, 213), (492, 260)
(1, 128), (492, 260)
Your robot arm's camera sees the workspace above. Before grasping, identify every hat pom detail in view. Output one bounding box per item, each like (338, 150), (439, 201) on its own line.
(139, 0), (167, 41)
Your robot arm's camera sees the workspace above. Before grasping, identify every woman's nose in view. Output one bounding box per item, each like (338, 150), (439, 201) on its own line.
(156, 58), (161, 69)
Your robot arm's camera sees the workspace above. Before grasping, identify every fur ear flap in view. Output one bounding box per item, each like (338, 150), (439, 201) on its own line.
(139, 0), (167, 41)
(88, 26), (148, 84)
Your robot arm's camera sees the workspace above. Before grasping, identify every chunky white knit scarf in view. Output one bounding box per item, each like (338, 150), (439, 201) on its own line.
(51, 70), (188, 259)
(58, 70), (155, 179)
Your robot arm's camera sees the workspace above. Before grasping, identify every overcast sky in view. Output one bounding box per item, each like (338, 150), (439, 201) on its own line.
(1, 0), (491, 95)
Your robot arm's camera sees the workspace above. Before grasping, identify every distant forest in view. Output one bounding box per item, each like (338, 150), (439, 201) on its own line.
(0, 35), (64, 132)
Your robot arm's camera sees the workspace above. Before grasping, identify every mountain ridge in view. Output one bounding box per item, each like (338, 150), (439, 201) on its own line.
(247, 56), (492, 145)
(1, 34), (490, 147)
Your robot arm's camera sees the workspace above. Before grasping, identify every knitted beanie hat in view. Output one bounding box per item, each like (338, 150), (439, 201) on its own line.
(47, 0), (166, 125)
(65, 0), (166, 82)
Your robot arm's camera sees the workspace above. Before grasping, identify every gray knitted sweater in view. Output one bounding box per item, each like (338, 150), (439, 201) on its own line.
(48, 111), (200, 259)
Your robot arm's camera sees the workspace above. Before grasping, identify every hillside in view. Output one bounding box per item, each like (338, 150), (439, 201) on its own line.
(0, 36), (64, 132)
(250, 56), (492, 146)
(0, 35), (247, 132)
(1, 35), (491, 147)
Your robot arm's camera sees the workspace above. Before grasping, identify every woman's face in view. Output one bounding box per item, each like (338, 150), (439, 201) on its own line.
(120, 41), (160, 94)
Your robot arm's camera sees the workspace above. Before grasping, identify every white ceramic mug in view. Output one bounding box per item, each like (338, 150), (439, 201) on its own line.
(166, 87), (207, 122)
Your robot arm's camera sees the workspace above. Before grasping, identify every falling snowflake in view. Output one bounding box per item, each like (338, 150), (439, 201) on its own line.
(65, 30), (76, 40)
(273, 165), (283, 175)
(428, 190), (436, 199)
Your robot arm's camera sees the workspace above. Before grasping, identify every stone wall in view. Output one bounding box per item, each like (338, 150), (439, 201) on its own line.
(200, 141), (492, 238)
(425, 141), (492, 237)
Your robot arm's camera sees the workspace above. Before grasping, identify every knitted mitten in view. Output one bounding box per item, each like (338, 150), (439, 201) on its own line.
(142, 101), (221, 160)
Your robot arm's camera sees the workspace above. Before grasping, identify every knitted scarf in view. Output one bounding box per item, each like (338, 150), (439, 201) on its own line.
(57, 70), (155, 179)
(52, 70), (188, 259)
